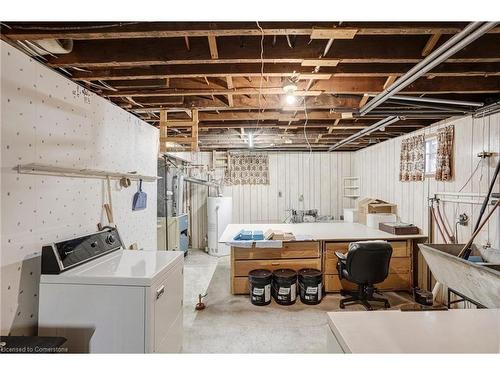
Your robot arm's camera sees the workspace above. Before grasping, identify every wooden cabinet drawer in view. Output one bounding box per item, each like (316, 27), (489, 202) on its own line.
(324, 240), (409, 259)
(233, 241), (320, 260)
(324, 256), (410, 275)
(390, 241), (409, 257)
(324, 242), (350, 259)
(324, 273), (411, 292)
(232, 277), (250, 294)
(233, 258), (321, 277)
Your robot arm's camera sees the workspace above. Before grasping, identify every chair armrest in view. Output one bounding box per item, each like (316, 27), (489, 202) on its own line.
(335, 252), (347, 280)
(335, 251), (347, 260)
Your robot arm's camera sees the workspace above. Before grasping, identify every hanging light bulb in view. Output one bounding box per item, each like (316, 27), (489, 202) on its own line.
(283, 77), (298, 106)
(285, 94), (296, 105)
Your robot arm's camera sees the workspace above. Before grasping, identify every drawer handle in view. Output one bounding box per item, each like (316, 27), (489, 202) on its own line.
(271, 262), (280, 266)
(156, 285), (165, 300)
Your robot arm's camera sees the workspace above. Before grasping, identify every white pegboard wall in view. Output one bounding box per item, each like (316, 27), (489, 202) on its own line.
(0, 41), (158, 336)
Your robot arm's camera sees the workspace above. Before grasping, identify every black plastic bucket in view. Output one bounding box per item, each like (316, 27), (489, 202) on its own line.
(298, 268), (323, 305)
(272, 269), (297, 305)
(248, 269), (272, 306)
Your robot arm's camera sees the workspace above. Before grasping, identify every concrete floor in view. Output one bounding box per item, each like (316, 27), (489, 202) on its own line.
(182, 248), (413, 353)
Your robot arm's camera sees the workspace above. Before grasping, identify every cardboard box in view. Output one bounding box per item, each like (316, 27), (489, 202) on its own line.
(357, 198), (397, 224)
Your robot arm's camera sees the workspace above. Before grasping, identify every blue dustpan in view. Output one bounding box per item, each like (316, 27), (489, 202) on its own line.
(132, 179), (147, 211)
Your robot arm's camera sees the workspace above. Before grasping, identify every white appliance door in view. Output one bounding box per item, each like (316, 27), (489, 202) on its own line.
(149, 259), (184, 353)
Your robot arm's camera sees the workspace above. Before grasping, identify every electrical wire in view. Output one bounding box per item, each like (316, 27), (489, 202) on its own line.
(6, 22), (140, 31)
(458, 158), (483, 193)
(302, 97), (313, 159)
(255, 21), (265, 137)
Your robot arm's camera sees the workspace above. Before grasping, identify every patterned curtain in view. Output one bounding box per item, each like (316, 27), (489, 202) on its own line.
(435, 125), (454, 181)
(225, 153), (269, 185)
(399, 134), (425, 181)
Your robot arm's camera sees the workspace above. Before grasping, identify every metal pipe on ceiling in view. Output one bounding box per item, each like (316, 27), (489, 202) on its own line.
(329, 116), (400, 151)
(374, 94), (484, 108)
(360, 22), (498, 116)
(384, 100), (471, 113)
(473, 101), (500, 118)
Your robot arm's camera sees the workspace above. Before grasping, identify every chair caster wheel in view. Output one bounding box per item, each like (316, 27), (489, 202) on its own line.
(384, 302), (390, 309)
(340, 290), (347, 296)
(339, 303), (345, 309)
(367, 306), (373, 311)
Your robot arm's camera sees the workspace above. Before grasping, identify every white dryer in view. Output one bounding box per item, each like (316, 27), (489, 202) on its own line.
(38, 228), (184, 353)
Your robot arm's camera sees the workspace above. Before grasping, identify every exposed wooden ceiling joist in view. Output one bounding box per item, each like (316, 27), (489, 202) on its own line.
(40, 35), (500, 68)
(3, 22), (500, 40)
(69, 62), (500, 81)
(102, 76), (500, 99)
(3, 21), (498, 152)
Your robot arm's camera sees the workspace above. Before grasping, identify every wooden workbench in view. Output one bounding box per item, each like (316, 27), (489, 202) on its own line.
(219, 222), (427, 294)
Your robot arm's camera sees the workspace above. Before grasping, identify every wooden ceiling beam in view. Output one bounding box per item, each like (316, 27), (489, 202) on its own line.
(310, 28), (358, 40)
(226, 76), (234, 107)
(422, 33), (442, 57)
(71, 62), (500, 81)
(310, 76), (500, 94)
(150, 120), (429, 129)
(207, 35), (219, 59)
(301, 59), (340, 67)
(43, 35), (500, 68)
(383, 75), (398, 89)
(4, 22), (500, 40)
(358, 94), (369, 107)
(124, 94), (361, 112)
(103, 76), (500, 98)
(103, 88), (324, 98)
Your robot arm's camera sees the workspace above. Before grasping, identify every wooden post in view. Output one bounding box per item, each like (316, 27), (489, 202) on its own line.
(159, 110), (168, 152)
(191, 109), (199, 151)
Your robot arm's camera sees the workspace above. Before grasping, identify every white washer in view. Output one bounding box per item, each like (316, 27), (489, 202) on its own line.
(38, 229), (184, 353)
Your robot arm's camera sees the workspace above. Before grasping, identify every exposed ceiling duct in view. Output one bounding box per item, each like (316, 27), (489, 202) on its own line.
(473, 101), (500, 118)
(25, 38), (73, 55)
(328, 21), (498, 151)
(329, 116), (400, 151)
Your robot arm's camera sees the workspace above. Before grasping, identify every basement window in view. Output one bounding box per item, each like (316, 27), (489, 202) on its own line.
(425, 136), (438, 176)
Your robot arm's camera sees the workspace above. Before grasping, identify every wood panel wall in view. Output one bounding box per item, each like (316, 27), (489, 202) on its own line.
(184, 113), (499, 254)
(187, 152), (356, 249)
(354, 113), (500, 249)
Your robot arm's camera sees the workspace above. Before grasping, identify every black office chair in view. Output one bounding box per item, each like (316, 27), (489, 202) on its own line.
(336, 241), (393, 311)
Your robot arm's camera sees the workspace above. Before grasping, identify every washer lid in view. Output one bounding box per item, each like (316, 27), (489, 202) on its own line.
(40, 250), (183, 286)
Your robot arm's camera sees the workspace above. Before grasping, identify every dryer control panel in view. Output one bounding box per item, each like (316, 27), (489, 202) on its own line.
(41, 228), (123, 274)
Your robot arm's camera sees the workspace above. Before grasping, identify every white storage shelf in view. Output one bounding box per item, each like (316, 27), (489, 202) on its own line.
(17, 163), (160, 182)
(343, 177), (360, 198)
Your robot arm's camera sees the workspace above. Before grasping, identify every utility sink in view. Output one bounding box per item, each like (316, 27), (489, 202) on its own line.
(418, 243), (500, 308)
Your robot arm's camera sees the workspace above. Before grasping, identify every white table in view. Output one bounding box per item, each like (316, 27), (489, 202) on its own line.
(219, 222), (426, 243)
(327, 309), (500, 353)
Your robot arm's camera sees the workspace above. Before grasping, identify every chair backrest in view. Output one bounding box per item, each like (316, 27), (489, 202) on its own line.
(345, 241), (393, 285)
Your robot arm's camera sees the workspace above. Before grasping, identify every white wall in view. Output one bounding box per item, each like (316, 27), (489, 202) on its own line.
(354, 113), (500, 248)
(0, 41), (159, 335)
(187, 151), (356, 249)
